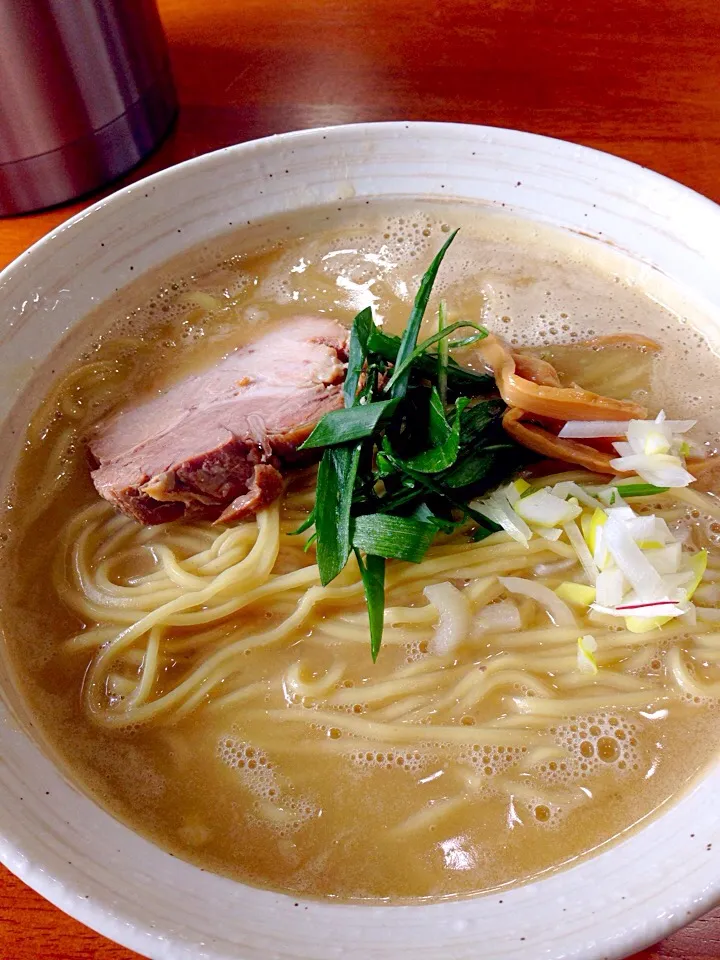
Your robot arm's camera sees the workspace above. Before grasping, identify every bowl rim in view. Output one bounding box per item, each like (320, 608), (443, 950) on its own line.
(2, 119), (720, 960)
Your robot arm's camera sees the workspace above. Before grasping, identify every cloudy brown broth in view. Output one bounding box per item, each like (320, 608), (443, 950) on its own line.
(3, 201), (720, 901)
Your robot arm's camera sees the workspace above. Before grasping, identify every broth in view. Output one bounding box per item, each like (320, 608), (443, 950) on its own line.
(3, 202), (720, 901)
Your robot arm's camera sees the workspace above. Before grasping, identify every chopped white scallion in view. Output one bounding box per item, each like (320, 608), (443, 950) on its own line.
(597, 486), (624, 507)
(532, 527), (564, 541)
(533, 557), (577, 577)
(626, 414), (695, 448)
(552, 480), (604, 510)
(499, 576), (577, 627)
(471, 491), (532, 546)
(604, 503), (636, 522)
(623, 515), (660, 543)
(608, 453), (696, 489)
(424, 582), (471, 656)
(514, 489), (582, 527)
(644, 542), (682, 575)
(650, 517), (673, 544)
(560, 412), (695, 443)
(504, 478), (530, 506)
(577, 635), (599, 674)
(473, 599), (522, 635)
(562, 520), (599, 584)
(595, 568), (625, 607)
(601, 518), (668, 602)
(558, 421), (632, 439)
(562, 411), (697, 489)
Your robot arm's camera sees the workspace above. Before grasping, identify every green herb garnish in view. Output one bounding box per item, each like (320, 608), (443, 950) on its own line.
(614, 483), (670, 498)
(294, 230), (530, 660)
(314, 443), (363, 585)
(301, 398), (398, 449)
(354, 550), (385, 662)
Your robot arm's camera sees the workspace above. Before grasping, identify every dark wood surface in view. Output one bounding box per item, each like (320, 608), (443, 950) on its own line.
(1, 0), (720, 956)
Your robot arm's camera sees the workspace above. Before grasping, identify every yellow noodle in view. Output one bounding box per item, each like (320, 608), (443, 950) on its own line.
(513, 690), (666, 717)
(284, 661), (346, 699)
(372, 695), (435, 721)
(667, 647), (720, 699)
(328, 666), (464, 708)
(454, 670), (554, 715)
(557, 670), (648, 692)
(206, 681), (269, 712)
(245, 708), (545, 746)
(127, 626), (162, 707)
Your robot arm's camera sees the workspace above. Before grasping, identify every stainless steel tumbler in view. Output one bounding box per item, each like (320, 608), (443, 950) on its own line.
(0, 0), (177, 216)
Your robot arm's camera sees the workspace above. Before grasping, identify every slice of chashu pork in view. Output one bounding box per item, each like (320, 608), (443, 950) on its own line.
(88, 316), (348, 524)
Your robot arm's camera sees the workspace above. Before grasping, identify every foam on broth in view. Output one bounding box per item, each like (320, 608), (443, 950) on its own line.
(3, 200), (720, 902)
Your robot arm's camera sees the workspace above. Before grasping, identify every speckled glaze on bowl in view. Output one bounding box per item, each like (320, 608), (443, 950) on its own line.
(1, 122), (720, 960)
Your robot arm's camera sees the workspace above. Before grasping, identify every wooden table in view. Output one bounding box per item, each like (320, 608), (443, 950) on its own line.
(1, 0), (720, 956)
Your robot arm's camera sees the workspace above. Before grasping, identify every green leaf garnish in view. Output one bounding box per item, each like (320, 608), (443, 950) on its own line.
(352, 514), (437, 563)
(437, 300), (449, 407)
(288, 508), (315, 536)
(344, 306), (373, 407)
(292, 229), (528, 659)
(379, 449), (497, 528)
(354, 550), (385, 662)
(614, 483), (670, 498)
(383, 321), (487, 395)
(314, 443), (362, 586)
(428, 385), (451, 446)
(300, 399), (398, 449)
(403, 395), (469, 473)
(390, 228), (459, 400)
(367, 327), (493, 393)
(411, 501), (459, 534)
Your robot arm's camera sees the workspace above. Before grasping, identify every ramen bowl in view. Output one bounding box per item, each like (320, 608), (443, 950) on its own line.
(1, 122), (720, 960)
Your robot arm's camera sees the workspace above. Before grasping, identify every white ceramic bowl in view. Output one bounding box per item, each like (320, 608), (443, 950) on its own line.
(1, 122), (720, 960)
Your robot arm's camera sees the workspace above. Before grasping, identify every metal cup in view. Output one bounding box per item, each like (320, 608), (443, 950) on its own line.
(0, 0), (177, 216)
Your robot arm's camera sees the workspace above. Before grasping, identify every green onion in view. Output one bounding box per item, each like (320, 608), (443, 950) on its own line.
(291, 229), (528, 659)
(354, 550), (385, 662)
(390, 228), (459, 400)
(427, 385), (451, 445)
(367, 327), (493, 393)
(380, 450), (497, 529)
(437, 300), (449, 406)
(614, 483), (670, 498)
(288, 508), (315, 535)
(344, 306), (373, 407)
(314, 443), (362, 585)
(411, 501), (459, 534)
(352, 513), (437, 563)
(300, 398), (398, 449)
(447, 331), (488, 348)
(404, 396), (469, 473)
(383, 320), (487, 395)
